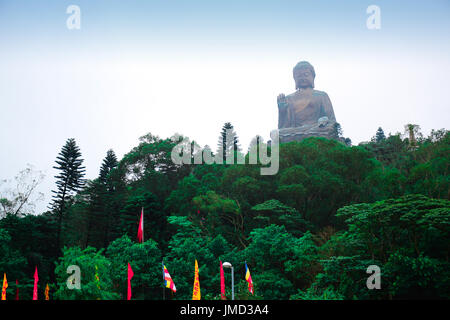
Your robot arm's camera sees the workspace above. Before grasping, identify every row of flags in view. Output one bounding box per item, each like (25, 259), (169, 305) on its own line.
(2, 260), (253, 301)
(1, 267), (48, 300)
(127, 259), (254, 300)
(2, 208), (254, 300)
(134, 208), (254, 300)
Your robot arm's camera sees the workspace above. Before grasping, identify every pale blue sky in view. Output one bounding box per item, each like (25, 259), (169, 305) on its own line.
(1, 0), (449, 214)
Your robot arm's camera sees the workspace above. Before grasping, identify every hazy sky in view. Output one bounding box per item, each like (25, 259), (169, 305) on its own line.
(1, 0), (449, 215)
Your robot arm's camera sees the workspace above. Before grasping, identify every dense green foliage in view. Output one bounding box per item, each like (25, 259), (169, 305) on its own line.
(0, 127), (448, 300)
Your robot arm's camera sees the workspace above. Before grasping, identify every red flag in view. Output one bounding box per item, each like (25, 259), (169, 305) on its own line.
(220, 261), (226, 300)
(33, 266), (39, 300)
(127, 262), (134, 300)
(137, 208), (144, 243)
(15, 279), (19, 300)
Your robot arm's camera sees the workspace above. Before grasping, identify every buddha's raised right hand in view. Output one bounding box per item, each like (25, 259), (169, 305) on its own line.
(277, 93), (288, 108)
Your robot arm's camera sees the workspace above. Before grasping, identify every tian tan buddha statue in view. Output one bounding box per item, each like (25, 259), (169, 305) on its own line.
(277, 61), (337, 143)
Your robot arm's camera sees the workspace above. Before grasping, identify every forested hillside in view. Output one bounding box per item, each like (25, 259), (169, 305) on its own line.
(0, 126), (448, 300)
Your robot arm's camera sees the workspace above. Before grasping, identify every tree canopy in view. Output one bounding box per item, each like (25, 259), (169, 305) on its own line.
(0, 127), (448, 300)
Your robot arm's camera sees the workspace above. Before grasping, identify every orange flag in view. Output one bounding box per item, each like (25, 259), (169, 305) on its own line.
(1, 273), (7, 300)
(45, 284), (49, 300)
(192, 260), (201, 300)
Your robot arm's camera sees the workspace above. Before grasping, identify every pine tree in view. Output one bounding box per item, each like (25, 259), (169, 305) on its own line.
(333, 122), (352, 145)
(217, 122), (241, 163)
(99, 149), (118, 188)
(375, 127), (386, 143)
(344, 137), (352, 147)
(64, 150), (120, 249)
(50, 138), (86, 248)
(98, 149), (118, 247)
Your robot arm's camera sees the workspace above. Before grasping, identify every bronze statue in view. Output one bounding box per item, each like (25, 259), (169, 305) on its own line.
(277, 61), (337, 142)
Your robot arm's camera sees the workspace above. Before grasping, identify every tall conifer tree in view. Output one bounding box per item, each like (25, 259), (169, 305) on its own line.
(217, 122), (241, 163)
(99, 149), (118, 188)
(98, 149), (118, 247)
(50, 138), (86, 248)
(375, 127), (386, 143)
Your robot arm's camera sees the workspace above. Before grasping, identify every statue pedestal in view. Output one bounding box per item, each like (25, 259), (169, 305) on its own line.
(279, 121), (337, 143)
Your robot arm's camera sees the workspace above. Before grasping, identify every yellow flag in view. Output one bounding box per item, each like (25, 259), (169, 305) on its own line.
(95, 265), (101, 289)
(192, 259), (201, 300)
(45, 284), (49, 300)
(1, 273), (7, 300)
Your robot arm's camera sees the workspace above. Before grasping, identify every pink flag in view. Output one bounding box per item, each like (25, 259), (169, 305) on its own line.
(220, 261), (226, 300)
(33, 266), (39, 300)
(127, 263), (134, 300)
(137, 208), (144, 243)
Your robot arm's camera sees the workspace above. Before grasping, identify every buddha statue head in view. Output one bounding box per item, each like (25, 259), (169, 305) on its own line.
(293, 61), (315, 89)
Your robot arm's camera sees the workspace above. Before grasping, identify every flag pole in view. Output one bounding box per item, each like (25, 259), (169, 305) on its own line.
(162, 260), (165, 300)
